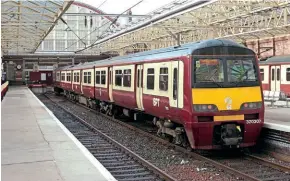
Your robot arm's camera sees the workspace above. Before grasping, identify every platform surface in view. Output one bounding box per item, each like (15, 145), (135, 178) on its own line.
(1, 86), (116, 181)
(264, 107), (290, 132)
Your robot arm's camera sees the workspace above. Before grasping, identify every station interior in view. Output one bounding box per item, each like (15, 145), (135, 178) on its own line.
(1, 1), (290, 181)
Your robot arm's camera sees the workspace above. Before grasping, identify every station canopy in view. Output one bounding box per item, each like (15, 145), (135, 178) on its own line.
(1, 0), (73, 55)
(78, 0), (290, 55)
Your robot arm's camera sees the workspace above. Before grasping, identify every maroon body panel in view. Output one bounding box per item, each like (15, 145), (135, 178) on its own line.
(61, 82), (72, 91)
(94, 86), (110, 101)
(112, 90), (136, 109)
(281, 84), (290, 94)
(72, 83), (82, 94)
(82, 85), (94, 98)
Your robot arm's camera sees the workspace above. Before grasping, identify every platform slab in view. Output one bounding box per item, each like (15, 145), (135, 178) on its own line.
(1, 86), (116, 181)
(264, 107), (290, 133)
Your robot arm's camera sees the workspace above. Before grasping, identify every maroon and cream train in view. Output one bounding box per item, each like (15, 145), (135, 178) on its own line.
(54, 39), (265, 150)
(259, 55), (290, 96)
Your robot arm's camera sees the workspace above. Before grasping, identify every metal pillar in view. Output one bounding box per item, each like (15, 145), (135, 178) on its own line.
(22, 59), (25, 82)
(72, 58), (75, 65)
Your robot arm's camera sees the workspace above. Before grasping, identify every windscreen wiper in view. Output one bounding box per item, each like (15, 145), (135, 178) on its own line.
(233, 69), (250, 86)
(205, 69), (223, 88)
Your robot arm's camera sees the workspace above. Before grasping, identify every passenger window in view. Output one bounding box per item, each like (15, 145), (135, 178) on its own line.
(84, 72), (87, 83)
(260, 69), (264, 81)
(67, 73), (71, 82)
(287, 68), (290, 81)
(96, 71), (100, 84)
(115, 70), (122, 86)
(101, 71), (106, 85)
(88, 72), (91, 84)
(271, 69), (274, 81)
(73, 73), (76, 82)
(123, 69), (131, 87)
(61, 73), (65, 81)
(173, 68), (178, 100)
(57, 73), (60, 81)
(277, 68), (280, 81)
(147, 68), (154, 90)
(77, 72), (80, 82)
(159, 68), (168, 91)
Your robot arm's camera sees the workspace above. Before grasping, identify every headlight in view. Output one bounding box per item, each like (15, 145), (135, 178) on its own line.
(193, 104), (218, 112)
(240, 102), (262, 110)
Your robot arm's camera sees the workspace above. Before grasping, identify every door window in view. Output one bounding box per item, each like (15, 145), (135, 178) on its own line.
(173, 68), (177, 100)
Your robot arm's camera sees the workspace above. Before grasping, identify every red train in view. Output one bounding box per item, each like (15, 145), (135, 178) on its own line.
(259, 55), (290, 96)
(54, 39), (264, 150)
(1, 81), (9, 101)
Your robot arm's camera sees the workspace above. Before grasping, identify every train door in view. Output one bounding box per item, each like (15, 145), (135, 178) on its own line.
(71, 70), (73, 91)
(270, 65), (281, 91)
(80, 70), (83, 94)
(109, 67), (113, 101)
(169, 60), (184, 108)
(136, 65), (144, 110)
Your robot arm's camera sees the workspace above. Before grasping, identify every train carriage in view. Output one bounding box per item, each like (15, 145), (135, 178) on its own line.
(54, 39), (264, 150)
(259, 55), (290, 96)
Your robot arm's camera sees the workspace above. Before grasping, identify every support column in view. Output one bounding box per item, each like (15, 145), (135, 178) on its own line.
(72, 57), (75, 65)
(22, 59), (25, 82)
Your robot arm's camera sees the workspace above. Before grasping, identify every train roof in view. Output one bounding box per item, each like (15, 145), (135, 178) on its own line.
(59, 39), (247, 70)
(259, 55), (290, 65)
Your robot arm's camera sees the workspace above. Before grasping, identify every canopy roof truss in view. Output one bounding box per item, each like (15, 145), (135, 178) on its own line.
(1, 0), (73, 55)
(82, 0), (290, 55)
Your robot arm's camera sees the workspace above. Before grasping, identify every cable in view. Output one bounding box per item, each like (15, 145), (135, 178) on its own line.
(75, 0), (144, 53)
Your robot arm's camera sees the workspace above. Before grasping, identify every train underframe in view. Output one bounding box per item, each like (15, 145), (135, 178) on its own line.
(55, 87), (255, 150)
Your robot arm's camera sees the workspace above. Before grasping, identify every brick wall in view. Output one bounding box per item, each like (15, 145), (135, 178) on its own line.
(246, 35), (290, 59)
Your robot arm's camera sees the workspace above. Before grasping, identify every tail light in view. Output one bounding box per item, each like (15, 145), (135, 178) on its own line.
(240, 102), (262, 110)
(193, 104), (218, 112)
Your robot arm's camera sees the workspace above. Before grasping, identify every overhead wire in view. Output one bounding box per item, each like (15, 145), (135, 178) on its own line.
(63, 0), (143, 53)
(62, 0), (111, 51)
(75, 0), (143, 53)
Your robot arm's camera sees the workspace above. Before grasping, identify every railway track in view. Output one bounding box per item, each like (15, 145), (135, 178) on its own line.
(41, 94), (176, 181)
(42, 93), (290, 181)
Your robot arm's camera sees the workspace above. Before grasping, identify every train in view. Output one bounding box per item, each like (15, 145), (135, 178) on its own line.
(259, 55), (290, 96)
(53, 39), (265, 150)
(1, 73), (9, 101)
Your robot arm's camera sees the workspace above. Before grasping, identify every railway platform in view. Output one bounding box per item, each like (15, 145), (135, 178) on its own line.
(264, 107), (290, 133)
(1, 86), (116, 181)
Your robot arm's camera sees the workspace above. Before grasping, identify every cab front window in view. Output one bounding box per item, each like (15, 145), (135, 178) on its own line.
(195, 59), (224, 83)
(227, 59), (258, 82)
(193, 57), (259, 88)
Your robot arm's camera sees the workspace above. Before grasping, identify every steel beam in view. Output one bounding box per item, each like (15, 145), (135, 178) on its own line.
(64, 13), (151, 18)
